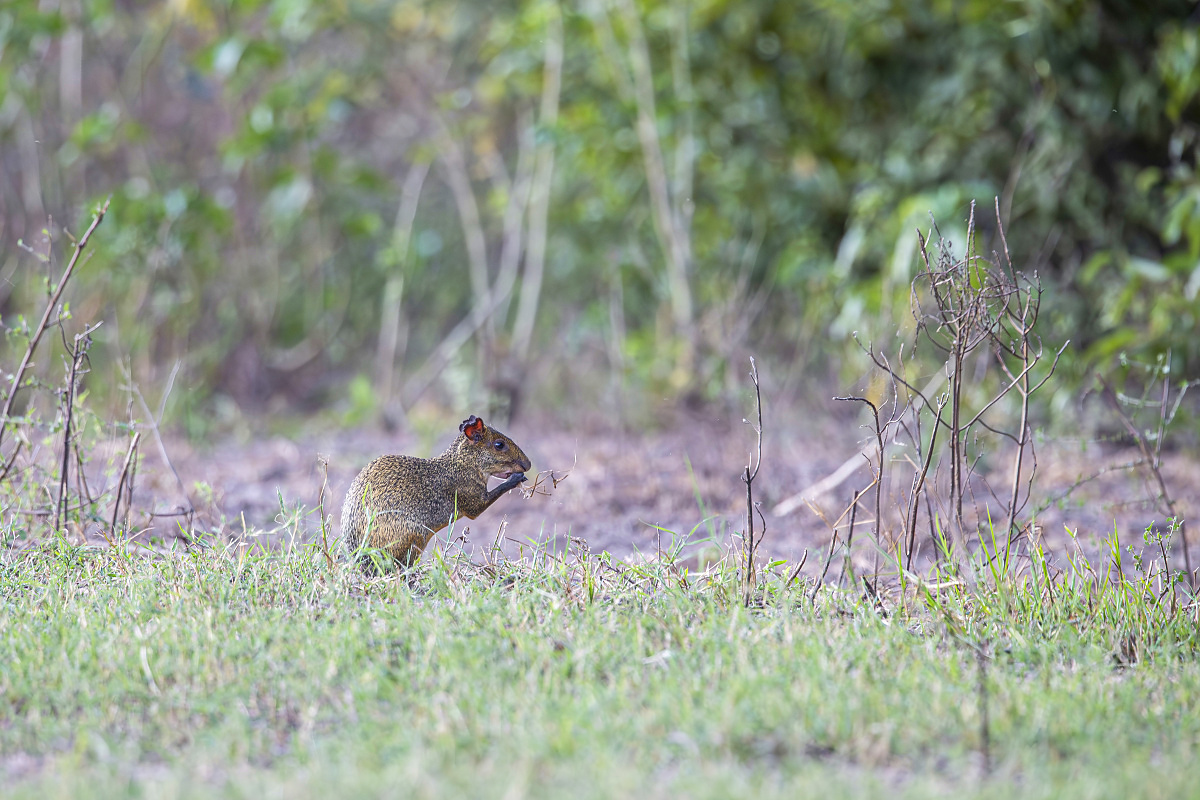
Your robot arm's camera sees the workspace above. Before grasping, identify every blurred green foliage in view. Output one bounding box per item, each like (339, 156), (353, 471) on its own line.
(0, 0), (1198, 426)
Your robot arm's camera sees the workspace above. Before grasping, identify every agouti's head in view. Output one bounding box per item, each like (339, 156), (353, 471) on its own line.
(457, 415), (532, 478)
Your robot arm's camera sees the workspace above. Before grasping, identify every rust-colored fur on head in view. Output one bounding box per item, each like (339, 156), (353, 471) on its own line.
(460, 415), (486, 441)
(454, 415), (531, 478)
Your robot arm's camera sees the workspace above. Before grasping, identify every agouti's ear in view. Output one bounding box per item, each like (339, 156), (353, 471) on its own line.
(459, 415), (486, 441)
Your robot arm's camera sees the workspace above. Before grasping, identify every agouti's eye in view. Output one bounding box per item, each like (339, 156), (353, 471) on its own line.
(493, 440), (507, 451)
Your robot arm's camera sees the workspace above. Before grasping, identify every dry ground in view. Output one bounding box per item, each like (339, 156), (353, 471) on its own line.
(125, 409), (1200, 577)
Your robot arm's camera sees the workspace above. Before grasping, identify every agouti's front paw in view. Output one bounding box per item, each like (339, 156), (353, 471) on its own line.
(495, 471), (526, 488)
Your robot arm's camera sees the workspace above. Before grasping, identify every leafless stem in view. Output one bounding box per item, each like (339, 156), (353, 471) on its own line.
(908, 394), (947, 571)
(775, 367), (944, 518)
(948, 202), (978, 553)
(840, 488), (863, 588)
(812, 529), (840, 605)
(109, 430), (141, 542)
(1003, 344), (1031, 540)
(741, 357), (764, 606)
(835, 395), (887, 578)
(786, 549), (809, 588)
(1, 196), (110, 466)
(1098, 376), (1192, 588)
(55, 322), (99, 533)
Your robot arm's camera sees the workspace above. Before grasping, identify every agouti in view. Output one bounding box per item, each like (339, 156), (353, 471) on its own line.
(340, 415), (531, 569)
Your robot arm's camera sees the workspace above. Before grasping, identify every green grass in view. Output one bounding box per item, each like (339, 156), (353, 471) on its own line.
(1, 531), (1198, 799)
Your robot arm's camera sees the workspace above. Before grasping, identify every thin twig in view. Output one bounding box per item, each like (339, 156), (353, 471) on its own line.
(811, 529), (840, 605)
(746, 357), (763, 481)
(55, 325), (99, 532)
(785, 549), (809, 589)
(1098, 376), (1192, 588)
(741, 357), (764, 606)
(775, 368), (946, 517)
(908, 395), (947, 571)
(109, 431), (142, 543)
(0, 197), (111, 468)
(835, 395), (887, 579)
(839, 488), (863, 588)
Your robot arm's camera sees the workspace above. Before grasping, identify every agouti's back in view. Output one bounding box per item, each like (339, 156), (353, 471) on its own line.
(340, 415), (531, 569)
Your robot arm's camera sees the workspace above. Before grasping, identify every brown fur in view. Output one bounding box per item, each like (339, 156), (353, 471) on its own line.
(340, 415), (531, 569)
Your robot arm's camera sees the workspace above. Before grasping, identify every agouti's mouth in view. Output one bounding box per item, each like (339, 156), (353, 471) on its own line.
(496, 471), (513, 479)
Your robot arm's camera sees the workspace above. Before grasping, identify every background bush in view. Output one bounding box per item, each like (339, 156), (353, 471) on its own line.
(1, 0), (1197, 429)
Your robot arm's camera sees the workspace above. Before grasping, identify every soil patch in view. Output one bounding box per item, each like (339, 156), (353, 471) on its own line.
(125, 414), (1199, 574)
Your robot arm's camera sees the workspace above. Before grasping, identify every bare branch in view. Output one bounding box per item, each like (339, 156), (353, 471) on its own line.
(1098, 376), (1192, 587)
(1, 197), (110, 462)
(109, 431), (141, 542)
